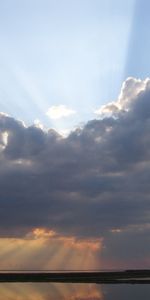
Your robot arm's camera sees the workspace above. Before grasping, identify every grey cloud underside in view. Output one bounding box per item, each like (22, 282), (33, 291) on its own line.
(0, 78), (150, 247)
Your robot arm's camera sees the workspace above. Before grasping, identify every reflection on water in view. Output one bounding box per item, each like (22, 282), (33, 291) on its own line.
(0, 283), (103, 300)
(0, 282), (150, 300)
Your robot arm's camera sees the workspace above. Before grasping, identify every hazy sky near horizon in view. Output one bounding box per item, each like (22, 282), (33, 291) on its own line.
(0, 0), (150, 270)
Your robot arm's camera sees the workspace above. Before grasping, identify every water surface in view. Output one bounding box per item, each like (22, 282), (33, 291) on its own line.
(0, 282), (150, 299)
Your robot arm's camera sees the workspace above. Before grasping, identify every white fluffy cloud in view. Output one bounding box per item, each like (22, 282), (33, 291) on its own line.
(95, 77), (150, 117)
(94, 102), (120, 116)
(46, 105), (76, 119)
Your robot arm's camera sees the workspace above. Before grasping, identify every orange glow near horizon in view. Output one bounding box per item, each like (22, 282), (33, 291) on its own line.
(0, 228), (103, 270)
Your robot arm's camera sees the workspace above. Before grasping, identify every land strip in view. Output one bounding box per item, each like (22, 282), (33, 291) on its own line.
(0, 270), (150, 284)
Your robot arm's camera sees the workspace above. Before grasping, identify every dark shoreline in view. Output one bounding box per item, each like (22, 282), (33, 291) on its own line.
(0, 270), (150, 284)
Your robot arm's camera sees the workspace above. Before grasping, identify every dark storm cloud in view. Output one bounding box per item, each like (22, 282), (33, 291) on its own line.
(0, 77), (150, 255)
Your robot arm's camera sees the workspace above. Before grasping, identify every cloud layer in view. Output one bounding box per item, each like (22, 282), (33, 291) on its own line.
(0, 77), (150, 268)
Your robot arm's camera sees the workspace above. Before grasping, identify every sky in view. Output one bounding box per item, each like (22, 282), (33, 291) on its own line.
(0, 0), (136, 133)
(0, 0), (150, 270)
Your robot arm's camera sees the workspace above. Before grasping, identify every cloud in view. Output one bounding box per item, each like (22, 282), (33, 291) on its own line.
(34, 119), (44, 130)
(95, 77), (150, 116)
(46, 105), (76, 119)
(1, 77), (150, 268)
(94, 102), (120, 116)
